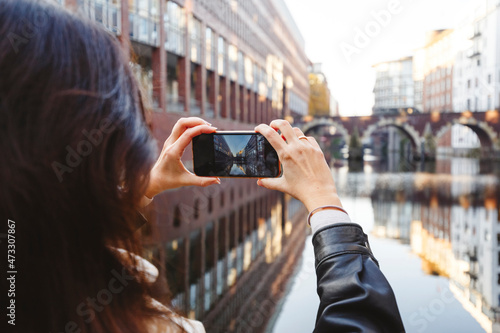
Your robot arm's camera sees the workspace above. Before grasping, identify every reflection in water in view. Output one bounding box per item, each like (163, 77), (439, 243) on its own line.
(230, 163), (246, 175)
(271, 157), (498, 332)
(160, 190), (308, 333)
(369, 158), (500, 332)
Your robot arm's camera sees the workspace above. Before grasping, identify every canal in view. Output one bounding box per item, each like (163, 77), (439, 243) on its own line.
(269, 156), (500, 333)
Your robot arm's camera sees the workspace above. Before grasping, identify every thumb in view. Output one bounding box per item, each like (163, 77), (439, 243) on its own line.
(257, 178), (284, 192)
(182, 172), (220, 187)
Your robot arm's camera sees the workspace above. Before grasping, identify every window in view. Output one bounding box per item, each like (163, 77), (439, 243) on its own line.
(467, 80), (471, 89)
(218, 37), (226, 76)
(129, 0), (160, 46)
(228, 44), (238, 81)
(138, 0), (148, 16)
(190, 16), (202, 63)
(204, 222), (215, 311)
(165, 1), (186, 56)
(188, 229), (202, 317)
(238, 51), (244, 85)
(205, 27), (215, 70)
(488, 74), (492, 84)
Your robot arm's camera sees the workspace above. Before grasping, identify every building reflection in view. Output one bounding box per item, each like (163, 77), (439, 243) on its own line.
(371, 158), (500, 332)
(143, 184), (307, 332)
(214, 135), (233, 175)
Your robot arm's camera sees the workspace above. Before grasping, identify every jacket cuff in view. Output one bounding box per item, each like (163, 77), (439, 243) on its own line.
(312, 223), (378, 268)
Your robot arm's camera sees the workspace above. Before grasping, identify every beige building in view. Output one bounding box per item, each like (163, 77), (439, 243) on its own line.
(420, 29), (455, 113)
(308, 63), (331, 117)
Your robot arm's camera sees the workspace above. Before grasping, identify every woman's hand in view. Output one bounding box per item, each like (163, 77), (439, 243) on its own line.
(255, 120), (342, 212)
(144, 117), (220, 198)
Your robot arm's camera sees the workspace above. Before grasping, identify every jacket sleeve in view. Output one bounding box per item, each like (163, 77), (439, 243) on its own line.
(312, 223), (405, 333)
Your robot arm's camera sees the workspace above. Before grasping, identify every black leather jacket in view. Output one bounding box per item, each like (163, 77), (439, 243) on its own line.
(312, 223), (405, 333)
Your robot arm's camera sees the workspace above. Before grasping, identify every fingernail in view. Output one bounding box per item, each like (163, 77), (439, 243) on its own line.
(205, 121), (212, 126)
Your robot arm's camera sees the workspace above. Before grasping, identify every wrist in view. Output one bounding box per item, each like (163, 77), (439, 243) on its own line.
(303, 193), (343, 212)
(145, 172), (161, 199)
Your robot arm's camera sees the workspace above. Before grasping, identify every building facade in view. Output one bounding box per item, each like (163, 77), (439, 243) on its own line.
(55, 0), (311, 332)
(308, 63), (331, 117)
(453, 1), (500, 113)
(372, 56), (415, 115)
(421, 29), (455, 113)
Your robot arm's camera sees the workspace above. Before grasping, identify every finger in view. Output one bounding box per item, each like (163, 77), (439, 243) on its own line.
(292, 127), (305, 137)
(307, 137), (321, 149)
(169, 125), (216, 157)
(293, 128), (311, 144)
(257, 177), (285, 192)
(269, 119), (297, 143)
(255, 124), (287, 152)
(168, 117), (211, 144)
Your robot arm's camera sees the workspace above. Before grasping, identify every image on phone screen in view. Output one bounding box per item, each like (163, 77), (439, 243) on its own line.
(193, 133), (280, 178)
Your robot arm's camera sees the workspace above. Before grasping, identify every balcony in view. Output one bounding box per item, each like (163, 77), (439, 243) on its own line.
(468, 31), (481, 40)
(465, 270), (478, 280)
(466, 49), (481, 58)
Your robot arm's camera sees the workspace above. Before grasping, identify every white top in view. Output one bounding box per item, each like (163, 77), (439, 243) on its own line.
(309, 209), (351, 235)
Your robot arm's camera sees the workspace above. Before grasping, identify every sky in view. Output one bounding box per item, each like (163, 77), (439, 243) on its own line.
(223, 135), (252, 155)
(284, 0), (482, 116)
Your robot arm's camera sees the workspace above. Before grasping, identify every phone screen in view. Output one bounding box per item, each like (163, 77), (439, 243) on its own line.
(192, 132), (281, 178)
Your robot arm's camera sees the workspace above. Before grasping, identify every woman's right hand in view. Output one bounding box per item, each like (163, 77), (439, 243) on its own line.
(255, 120), (343, 212)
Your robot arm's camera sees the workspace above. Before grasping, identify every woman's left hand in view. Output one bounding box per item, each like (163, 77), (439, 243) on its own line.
(144, 117), (220, 198)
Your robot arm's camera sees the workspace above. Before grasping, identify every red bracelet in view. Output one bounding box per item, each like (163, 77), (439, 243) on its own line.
(307, 205), (348, 226)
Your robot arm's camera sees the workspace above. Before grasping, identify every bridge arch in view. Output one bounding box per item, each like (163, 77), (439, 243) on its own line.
(435, 118), (499, 152)
(361, 117), (423, 157)
(301, 118), (350, 144)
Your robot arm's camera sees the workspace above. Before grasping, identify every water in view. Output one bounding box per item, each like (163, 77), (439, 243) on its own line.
(271, 157), (500, 333)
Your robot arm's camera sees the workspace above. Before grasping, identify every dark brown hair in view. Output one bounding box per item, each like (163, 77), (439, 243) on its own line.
(0, 0), (176, 331)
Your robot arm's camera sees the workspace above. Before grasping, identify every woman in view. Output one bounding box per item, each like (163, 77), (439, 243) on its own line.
(0, 0), (404, 332)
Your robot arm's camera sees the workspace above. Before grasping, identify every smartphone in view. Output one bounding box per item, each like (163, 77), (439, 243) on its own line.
(192, 131), (281, 178)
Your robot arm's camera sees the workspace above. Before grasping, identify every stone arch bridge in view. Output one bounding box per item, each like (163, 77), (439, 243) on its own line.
(297, 111), (500, 160)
